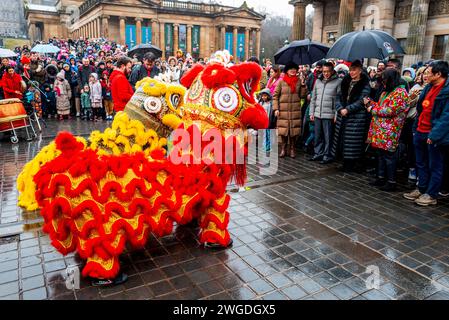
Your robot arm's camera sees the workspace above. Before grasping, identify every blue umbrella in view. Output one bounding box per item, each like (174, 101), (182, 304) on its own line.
(326, 29), (406, 61)
(274, 39), (329, 66)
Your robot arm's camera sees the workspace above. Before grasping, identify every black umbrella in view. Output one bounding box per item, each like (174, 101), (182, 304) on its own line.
(274, 39), (329, 66)
(326, 29), (406, 61)
(128, 44), (162, 60)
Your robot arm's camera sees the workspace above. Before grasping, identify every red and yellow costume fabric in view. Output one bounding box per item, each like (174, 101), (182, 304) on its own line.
(17, 51), (268, 279)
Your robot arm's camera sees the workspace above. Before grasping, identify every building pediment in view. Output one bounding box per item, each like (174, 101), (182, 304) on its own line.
(217, 2), (265, 20)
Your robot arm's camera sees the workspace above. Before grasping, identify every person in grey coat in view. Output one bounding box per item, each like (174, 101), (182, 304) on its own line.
(309, 62), (342, 164)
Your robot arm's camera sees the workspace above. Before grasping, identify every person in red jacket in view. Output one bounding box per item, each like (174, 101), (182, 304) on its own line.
(110, 57), (134, 112)
(1, 66), (24, 99)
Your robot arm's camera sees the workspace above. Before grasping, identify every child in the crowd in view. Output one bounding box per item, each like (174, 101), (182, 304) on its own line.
(258, 88), (274, 155)
(89, 73), (102, 122)
(54, 71), (72, 120)
(41, 84), (56, 118)
(100, 71), (114, 120)
(23, 85), (35, 114)
(31, 88), (42, 119)
(80, 84), (92, 120)
(303, 104), (315, 154)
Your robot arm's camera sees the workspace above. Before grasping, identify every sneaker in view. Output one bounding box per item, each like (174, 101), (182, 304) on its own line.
(308, 155), (323, 161)
(369, 178), (386, 187)
(76, 112), (80, 117)
(439, 191), (449, 198)
(408, 168), (417, 181)
(415, 194), (437, 206)
(379, 182), (397, 192)
(320, 158), (334, 165)
(91, 272), (128, 287)
(404, 189), (422, 201)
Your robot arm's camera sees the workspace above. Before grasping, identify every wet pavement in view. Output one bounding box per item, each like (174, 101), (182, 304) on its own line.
(1, 118), (449, 300)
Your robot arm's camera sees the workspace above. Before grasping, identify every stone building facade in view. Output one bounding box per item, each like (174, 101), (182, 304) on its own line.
(0, 0), (27, 39)
(290, 0), (449, 65)
(25, 0), (265, 60)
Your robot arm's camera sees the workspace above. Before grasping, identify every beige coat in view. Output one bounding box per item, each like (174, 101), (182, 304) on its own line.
(272, 79), (302, 137)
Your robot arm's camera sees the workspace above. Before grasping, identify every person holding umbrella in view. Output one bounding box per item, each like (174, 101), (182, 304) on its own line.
(129, 52), (160, 89)
(331, 60), (371, 171)
(309, 61), (342, 164)
(273, 63), (303, 158)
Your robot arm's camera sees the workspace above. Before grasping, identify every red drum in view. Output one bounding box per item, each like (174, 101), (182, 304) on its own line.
(0, 99), (28, 132)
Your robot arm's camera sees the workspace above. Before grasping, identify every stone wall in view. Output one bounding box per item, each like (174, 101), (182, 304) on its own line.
(0, 0), (27, 38)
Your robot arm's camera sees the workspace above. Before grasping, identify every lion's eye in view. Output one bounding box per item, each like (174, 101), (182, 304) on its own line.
(212, 87), (239, 113)
(144, 97), (162, 114)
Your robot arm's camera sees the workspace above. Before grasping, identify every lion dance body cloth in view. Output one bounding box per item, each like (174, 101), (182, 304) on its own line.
(17, 51), (268, 279)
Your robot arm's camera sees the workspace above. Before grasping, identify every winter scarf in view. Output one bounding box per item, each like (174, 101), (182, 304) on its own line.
(283, 74), (299, 94)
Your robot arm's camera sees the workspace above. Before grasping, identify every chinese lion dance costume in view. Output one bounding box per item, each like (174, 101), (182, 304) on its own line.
(17, 51), (268, 280)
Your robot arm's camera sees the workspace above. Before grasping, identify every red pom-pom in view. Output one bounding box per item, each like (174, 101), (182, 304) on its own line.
(55, 132), (84, 155)
(200, 64), (236, 89)
(180, 64), (205, 88)
(230, 63), (262, 104)
(240, 103), (269, 130)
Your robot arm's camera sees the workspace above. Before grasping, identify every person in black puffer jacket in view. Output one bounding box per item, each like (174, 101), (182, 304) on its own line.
(331, 60), (371, 172)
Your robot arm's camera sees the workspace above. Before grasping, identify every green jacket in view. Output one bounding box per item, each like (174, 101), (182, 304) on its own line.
(81, 92), (91, 109)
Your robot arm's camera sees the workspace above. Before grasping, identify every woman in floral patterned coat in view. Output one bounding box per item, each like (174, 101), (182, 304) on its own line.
(364, 69), (409, 191)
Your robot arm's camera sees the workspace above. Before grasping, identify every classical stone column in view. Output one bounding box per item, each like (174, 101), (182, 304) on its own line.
(29, 23), (37, 42)
(173, 24), (179, 52)
(244, 27), (250, 61)
(120, 17), (126, 45)
(200, 25), (207, 57)
(220, 25), (226, 50)
(136, 18), (143, 45)
(404, 0), (430, 66)
(290, 0), (306, 40)
(102, 16), (109, 39)
(152, 19), (159, 46)
(445, 39), (449, 62)
(187, 25), (193, 54)
(160, 22), (165, 57)
(97, 18), (101, 38)
(255, 28), (261, 60)
(338, 0), (355, 37)
(312, 1), (324, 42)
(232, 26), (238, 58)
(90, 21), (94, 38)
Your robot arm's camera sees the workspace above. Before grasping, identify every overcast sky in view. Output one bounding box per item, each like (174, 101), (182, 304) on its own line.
(216, 0), (311, 19)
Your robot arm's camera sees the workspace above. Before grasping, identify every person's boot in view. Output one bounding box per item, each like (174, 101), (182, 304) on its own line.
(279, 137), (287, 158)
(288, 137), (296, 159)
(290, 145), (296, 158)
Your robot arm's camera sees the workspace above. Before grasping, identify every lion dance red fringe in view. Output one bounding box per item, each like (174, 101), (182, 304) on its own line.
(34, 132), (233, 279)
